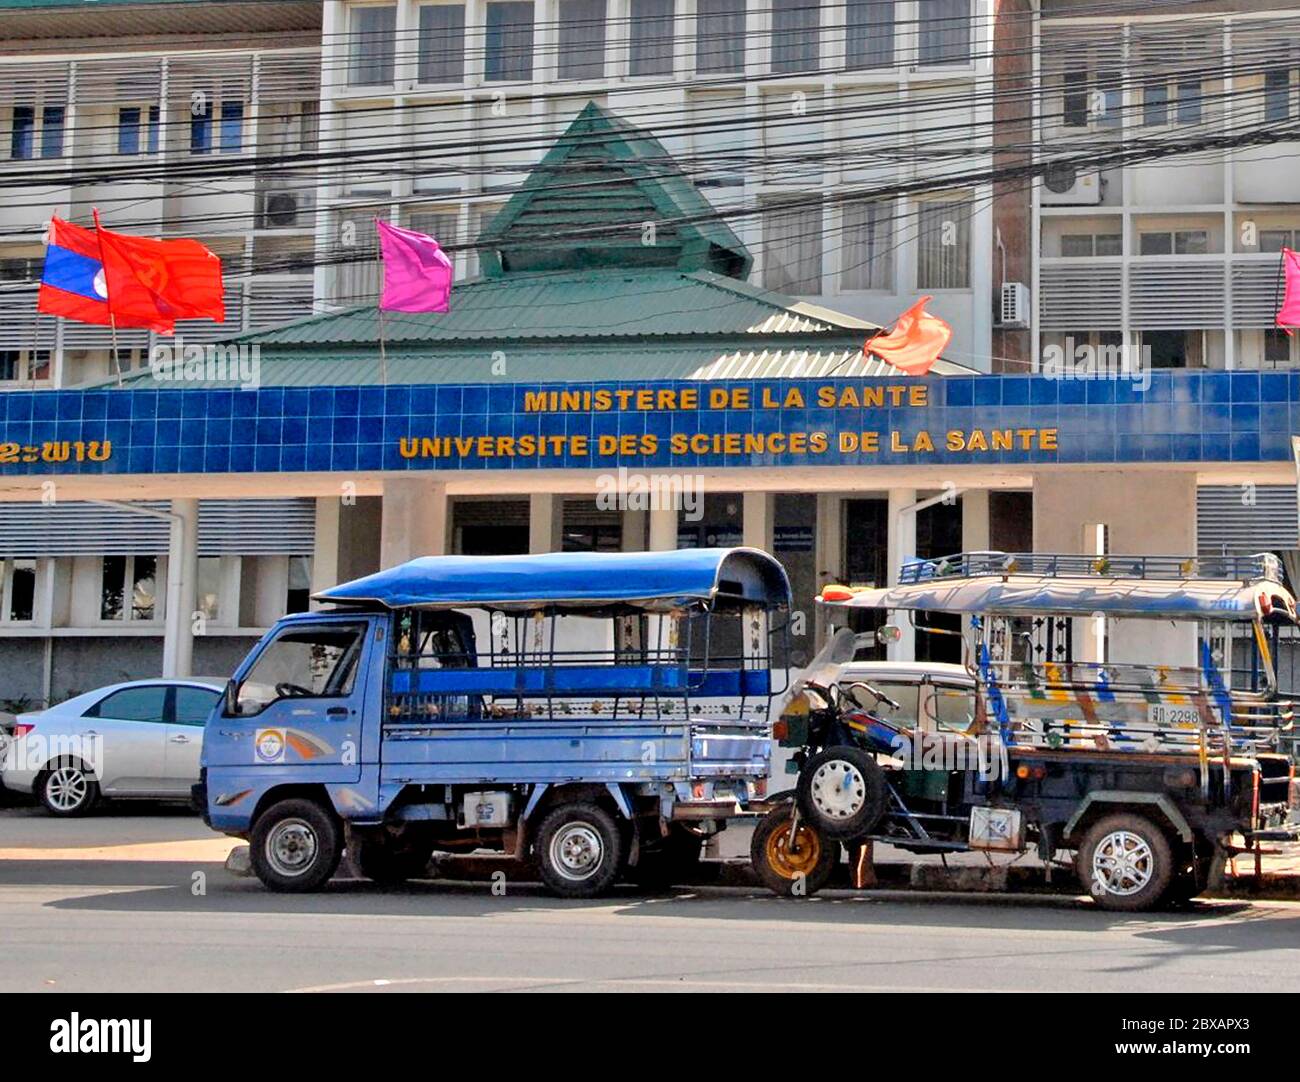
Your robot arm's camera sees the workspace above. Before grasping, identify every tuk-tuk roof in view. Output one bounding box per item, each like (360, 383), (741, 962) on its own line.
(316, 547), (791, 613)
(819, 557), (1297, 622)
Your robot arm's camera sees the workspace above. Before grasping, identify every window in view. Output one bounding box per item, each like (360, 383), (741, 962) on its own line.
(418, 4), (466, 82)
(40, 106), (64, 158)
(219, 101), (244, 153)
(931, 683), (976, 731)
(100, 555), (158, 622)
(629, 0), (674, 77)
(558, 0), (607, 80)
(85, 685), (168, 723)
(1062, 71), (1088, 127)
(174, 686), (220, 726)
(350, 4), (398, 85)
(1143, 82), (1168, 127)
(841, 199), (893, 290)
(0, 350), (50, 382)
(234, 623), (367, 715)
(286, 556), (312, 613)
(771, 0), (819, 74)
(916, 199), (970, 289)
(846, 0), (893, 70)
(196, 557), (222, 622)
(190, 102), (212, 154)
(1259, 228), (1299, 253)
(10, 106), (34, 159)
(485, 2), (535, 81)
(119, 105), (160, 155)
(1265, 69), (1292, 122)
(1060, 233), (1121, 257)
(917, 0), (970, 66)
(2, 558), (36, 622)
(1139, 229), (1209, 256)
(1265, 329), (1294, 366)
(696, 0), (745, 75)
(841, 679), (920, 727)
(1177, 79), (1202, 124)
(762, 201), (823, 294)
(0, 351), (17, 381)
(1143, 329), (1203, 369)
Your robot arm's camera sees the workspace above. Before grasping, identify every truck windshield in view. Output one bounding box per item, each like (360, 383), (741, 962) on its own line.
(235, 623), (366, 715)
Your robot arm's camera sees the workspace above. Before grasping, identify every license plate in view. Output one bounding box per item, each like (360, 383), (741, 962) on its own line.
(1147, 703), (1201, 727)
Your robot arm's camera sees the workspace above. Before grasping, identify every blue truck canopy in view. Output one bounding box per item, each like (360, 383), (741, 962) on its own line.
(315, 547), (791, 613)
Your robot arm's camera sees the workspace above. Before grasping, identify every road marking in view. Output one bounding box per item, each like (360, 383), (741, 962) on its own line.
(283, 975), (1000, 993)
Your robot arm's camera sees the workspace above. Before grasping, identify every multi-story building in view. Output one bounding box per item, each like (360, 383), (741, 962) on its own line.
(1033, 0), (1300, 373)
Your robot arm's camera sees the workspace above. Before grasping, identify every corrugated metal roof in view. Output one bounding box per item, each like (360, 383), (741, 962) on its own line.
(235, 269), (878, 347)
(0, 0), (319, 38)
(107, 339), (972, 389)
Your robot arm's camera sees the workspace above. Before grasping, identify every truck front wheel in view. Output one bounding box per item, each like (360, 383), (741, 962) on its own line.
(535, 802), (623, 898)
(1076, 813), (1173, 912)
(250, 798), (343, 893)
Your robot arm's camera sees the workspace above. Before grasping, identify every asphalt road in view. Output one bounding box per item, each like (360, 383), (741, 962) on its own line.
(3, 808), (1300, 993)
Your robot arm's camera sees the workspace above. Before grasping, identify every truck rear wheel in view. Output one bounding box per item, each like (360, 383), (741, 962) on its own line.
(797, 746), (886, 839)
(1076, 813), (1173, 912)
(250, 798), (343, 893)
(751, 805), (839, 897)
(535, 802), (623, 898)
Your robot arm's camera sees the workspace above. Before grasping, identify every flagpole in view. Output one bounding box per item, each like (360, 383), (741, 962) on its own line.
(378, 306), (388, 386)
(92, 208), (124, 388)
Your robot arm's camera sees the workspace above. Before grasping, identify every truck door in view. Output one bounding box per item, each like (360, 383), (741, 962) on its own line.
(219, 617), (373, 780)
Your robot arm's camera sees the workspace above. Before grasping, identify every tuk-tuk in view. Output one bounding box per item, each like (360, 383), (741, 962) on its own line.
(753, 551), (1297, 911)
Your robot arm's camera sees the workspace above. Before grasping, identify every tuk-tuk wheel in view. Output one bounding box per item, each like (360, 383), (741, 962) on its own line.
(797, 746), (886, 839)
(1076, 813), (1173, 912)
(751, 805), (839, 897)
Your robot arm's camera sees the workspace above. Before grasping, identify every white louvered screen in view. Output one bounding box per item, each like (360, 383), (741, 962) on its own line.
(0, 289), (57, 349)
(1128, 262), (1225, 330)
(244, 280), (314, 332)
(175, 290), (244, 342)
(60, 320), (152, 350)
(74, 57), (164, 104)
(1039, 25), (1125, 79)
(1038, 262), (1123, 331)
(1198, 486), (1299, 555)
(1231, 258), (1288, 329)
(0, 499), (316, 557)
(0, 61), (71, 107)
(256, 51), (322, 104)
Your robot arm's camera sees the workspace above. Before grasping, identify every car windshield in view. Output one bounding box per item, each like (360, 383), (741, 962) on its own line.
(236, 624), (366, 714)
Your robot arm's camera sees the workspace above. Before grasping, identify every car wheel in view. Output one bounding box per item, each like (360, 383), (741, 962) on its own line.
(796, 745), (886, 839)
(534, 802), (623, 899)
(250, 798), (343, 893)
(38, 761), (99, 816)
(751, 804), (839, 897)
(1076, 813), (1174, 912)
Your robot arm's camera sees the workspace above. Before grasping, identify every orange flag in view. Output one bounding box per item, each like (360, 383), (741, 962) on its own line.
(864, 295), (952, 375)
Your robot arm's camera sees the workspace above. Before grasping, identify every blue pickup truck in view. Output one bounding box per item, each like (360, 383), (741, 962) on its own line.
(196, 548), (789, 897)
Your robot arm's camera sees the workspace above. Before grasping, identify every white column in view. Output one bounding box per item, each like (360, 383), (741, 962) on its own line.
(162, 498), (198, 678)
(814, 493), (842, 646)
(621, 508), (647, 551)
(961, 489), (990, 551)
(310, 496), (341, 605)
(742, 491), (774, 551)
(647, 506), (677, 551)
(381, 477), (448, 567)
(887, 488), (917, 661)
(529, 492), (563, 553)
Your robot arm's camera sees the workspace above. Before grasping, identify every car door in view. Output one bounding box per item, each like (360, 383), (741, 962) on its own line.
(163, 685), (220, 791)
(81, 685), (170, 793)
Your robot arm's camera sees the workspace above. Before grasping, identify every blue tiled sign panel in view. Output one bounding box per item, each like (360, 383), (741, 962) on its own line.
(0, 371), (1293, 476)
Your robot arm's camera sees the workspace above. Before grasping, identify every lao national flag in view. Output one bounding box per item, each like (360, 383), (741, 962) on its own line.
(38, 217), (166, 331)
(38, 217), (113, 326)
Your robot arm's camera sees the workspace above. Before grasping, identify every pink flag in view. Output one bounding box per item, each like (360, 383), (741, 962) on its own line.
(376, 219), (452, 313)
(1278, 248), (1300, 333)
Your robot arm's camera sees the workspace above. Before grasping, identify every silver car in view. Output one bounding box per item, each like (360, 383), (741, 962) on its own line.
(0, 679), (223, 815)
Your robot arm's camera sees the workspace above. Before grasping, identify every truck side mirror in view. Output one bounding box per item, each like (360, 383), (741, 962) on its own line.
(224, 678), (239, 717)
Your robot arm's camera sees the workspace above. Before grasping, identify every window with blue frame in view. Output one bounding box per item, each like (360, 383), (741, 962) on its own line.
(40, 106), (64, 157)
(190, 101), (212, 153)
(220, 101), (244, 153)
(10, 106), (34, 159)
(118, 107), (142, 154)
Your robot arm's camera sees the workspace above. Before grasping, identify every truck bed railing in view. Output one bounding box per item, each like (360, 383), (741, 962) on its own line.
(900, 551), (1281, 585)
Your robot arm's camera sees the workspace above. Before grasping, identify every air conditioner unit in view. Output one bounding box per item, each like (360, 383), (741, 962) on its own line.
(998, 282), (1031, 329)
(1041, 163), (1103, 206)
(258, 189), (311, 229)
